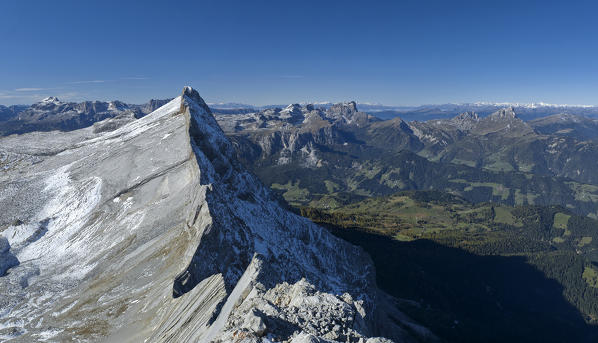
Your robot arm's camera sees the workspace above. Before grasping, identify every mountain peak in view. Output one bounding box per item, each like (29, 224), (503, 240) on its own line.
(279, 103), (304, 119)
(281, 103), (302, 111)
(449, 111), (480, 130)
(345, 100), (358, 111)
(326, 101), (358, 116)
(473, 106), (535, 136)
(41, 96), (60, 104)
(181, 86), (211, 114)
(181, 86), (201, 102)
(492, 106), (517, 119)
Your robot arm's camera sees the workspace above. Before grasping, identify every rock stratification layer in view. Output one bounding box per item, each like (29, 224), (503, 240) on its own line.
(0, 87), (430, 342)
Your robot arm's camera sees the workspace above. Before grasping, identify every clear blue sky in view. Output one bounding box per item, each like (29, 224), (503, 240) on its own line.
(1, 0), (597, 106)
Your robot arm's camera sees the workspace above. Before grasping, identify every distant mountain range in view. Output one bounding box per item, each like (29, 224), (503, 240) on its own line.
(4, 98), (598, 137)
(216, 101), (598, 218)
(209, 101), (598, 121)
(0, 97), (172, 135)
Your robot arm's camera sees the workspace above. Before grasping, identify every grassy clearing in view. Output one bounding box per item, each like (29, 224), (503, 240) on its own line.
(473, 182), (511, 200)
(494, 206), (517, 225)
(324, 180), (339, 193)
(320, 194), (460, 235)
(518, 163), (535, 173)
(305, 192), (513, 239)
(553, 212), (571, 230)
(355, 163), (382, 179)
(308, 195), (342, 210)
(486, 160), (514, 172)
(271, 181), (310, 204)
(567, 182), (598, 203)
(578, 237), (593, 247)
(583, 266), (598, 288)
(450, 179), (511, 200)
(485, 152), (515, 172)
(451, 158), (477, 168)
(513, 189), (538, 205)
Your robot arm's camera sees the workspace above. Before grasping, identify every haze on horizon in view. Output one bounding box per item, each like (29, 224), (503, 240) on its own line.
(1, 0), (598, 106)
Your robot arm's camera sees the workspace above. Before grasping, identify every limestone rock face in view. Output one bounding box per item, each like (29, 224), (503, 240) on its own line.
(325, 101), (371, 127)
(216, 101), (376, 169)
(0, 87), (424, 342)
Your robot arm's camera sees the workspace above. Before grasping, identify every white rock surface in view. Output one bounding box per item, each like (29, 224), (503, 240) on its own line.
(0, 87), (432, 342)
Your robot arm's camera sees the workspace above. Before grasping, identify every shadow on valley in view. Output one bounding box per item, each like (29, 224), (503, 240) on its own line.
(324, 224), (598, 343)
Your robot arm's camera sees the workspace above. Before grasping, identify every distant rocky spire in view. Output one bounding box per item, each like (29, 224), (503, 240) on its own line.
(325, 101), (358, 118)
(450, 111), (480, 130)
(454, 111), (479, 121)
(493, 106), (517, 119)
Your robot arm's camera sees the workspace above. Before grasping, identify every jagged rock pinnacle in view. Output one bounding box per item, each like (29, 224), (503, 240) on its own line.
(495, 106), (517, 119)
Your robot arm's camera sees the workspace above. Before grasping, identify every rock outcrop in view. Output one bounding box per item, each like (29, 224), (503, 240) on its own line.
(325, 101), (371, 127)
(0, 87), (430, 342)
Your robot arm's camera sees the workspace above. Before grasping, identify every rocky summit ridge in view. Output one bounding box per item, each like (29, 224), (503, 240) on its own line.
(0, 87), (433, 342)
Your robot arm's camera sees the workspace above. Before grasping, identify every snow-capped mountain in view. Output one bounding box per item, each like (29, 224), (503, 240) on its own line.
(468, 101), (596, 109)
(0, 87), (431, 342)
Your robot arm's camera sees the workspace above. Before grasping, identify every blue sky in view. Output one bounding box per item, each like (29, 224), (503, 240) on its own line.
(1, 0), (597, 106)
